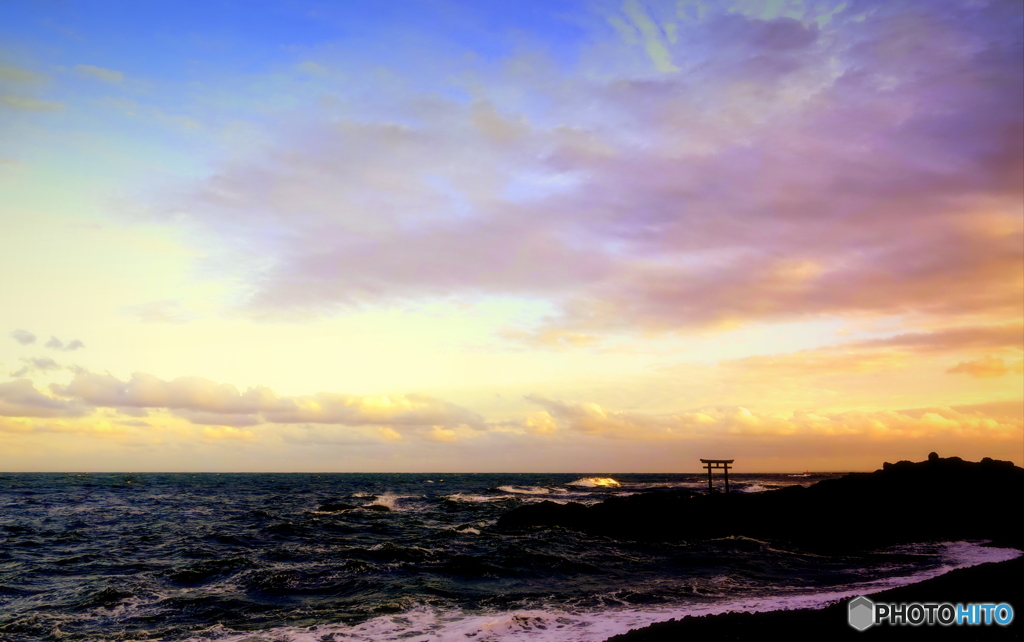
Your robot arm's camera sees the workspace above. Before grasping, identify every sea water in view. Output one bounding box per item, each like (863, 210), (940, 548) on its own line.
(0, 472), (1017, 641)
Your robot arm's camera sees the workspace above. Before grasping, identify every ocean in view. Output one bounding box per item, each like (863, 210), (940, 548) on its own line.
(0, 472), (1018, 641)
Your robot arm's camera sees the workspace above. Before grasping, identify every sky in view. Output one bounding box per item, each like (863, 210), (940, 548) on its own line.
(0, 0), (1021, 472)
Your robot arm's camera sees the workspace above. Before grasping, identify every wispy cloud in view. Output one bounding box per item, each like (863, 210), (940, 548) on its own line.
(947, 357), (1024, 379)
(74, 64), (124, 83)
(611, 0), (681, 72)
(719, 323), (1024, 377)
(0, 65), (45, 83)
(0, 95), (64, 111)
(121, 300), (193, 324)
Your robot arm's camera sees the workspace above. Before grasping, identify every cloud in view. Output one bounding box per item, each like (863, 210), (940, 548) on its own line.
(115, 406), (149, 418)
(498, 328), (603, 350)
(121, 300), (193, 324)
(10, 357), (61, 378)
(44, 336), (85, 352)
(0, 65), (44, 83)
(157, 1), (1021, 340)
(721, 349), (910, 377)
(0, 379), (85, 418)
(846, 323), (1024, 354)
(0, 417), (34, 433)
(118, 419), (151, 427)
(947, 356), (1024, 378)
(615, 0), (681, 72)
(423, 426), (459, 443)
(526, 395), (1022, 442)
(75, 64), (124, 83)
(55, 371), (291, 414)
(948, 400), (1023, 419)
(10, 329), (36, 345)
(100, 97), (202, 131)
(33, 419), (125, 437)
(295, 61), (331, 76)
(202, 426), (255, 441)
(524, 411), (558, 435)
(53, 371), (485, 429)
(0, 96), (64, 111)
(719, 323), (1024, 377)
(260, 392), (485, 428)
(279, 425), (399, 446)
(172, 409), (262, 426)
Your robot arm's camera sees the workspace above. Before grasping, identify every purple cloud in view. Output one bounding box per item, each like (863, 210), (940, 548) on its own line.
(0, 379), (84, 418)
(10, 329), (36, 345)
(44, 336), (85, 352)
(10, 356), (61, 378)
(161, 1), (1021, 339)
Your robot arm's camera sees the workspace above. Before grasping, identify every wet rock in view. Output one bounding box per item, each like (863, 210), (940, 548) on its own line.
(316, 502), (357, 512)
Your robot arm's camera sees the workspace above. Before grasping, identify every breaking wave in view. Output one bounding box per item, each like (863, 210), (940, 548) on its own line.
(567, 477), (621, 487)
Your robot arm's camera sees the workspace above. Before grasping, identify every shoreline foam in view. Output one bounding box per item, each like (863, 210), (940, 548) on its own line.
(604, 548), (1024, 641)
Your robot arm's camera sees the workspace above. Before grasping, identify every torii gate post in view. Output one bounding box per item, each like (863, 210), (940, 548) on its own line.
(700, 459), (734, 493)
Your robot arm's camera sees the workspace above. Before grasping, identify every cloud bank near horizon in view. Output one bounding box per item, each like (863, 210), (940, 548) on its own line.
(0, 368), (1017, 452)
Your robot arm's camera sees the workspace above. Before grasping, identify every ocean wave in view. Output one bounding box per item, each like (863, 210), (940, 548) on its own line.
(367, 492), (404, 510)
(736, 483), (771, 493)
(567, 477), (620, 487)
(3, 472), (1011, 642)
(167, 605), (677, 642)
(164, 544), (1023, 642)
(495, 486), (549, 495)
(442, 493), (509, 503)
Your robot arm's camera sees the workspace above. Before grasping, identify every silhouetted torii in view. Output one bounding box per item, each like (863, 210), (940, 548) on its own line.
(700, 459), (733, 493)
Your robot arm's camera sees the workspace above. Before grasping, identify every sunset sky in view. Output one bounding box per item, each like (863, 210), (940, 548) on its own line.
(1, 0), (1021, 472)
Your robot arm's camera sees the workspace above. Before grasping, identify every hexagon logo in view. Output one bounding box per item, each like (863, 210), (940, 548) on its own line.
(848, 596), (874, 631)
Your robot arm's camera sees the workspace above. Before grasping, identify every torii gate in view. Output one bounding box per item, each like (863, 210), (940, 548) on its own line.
(700, 459), (733, 493)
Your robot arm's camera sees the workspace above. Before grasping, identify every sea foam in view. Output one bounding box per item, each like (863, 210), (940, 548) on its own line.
(567, 477), (620, 487)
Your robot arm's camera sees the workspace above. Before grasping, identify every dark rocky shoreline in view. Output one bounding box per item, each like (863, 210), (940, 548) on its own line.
(605, 554), (1023, 640)
(497, 454), (1023, 552)
(495, 454), (1023, 640)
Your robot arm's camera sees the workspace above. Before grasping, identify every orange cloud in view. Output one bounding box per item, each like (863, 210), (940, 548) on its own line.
(847, 323), (1024, 353)
(526, 395), (1022, 442)
(51, 371), (484, 429)
(947, 356), (1024, 378)
(202, 426), (255, 441)
(720, 322), (1024, 378)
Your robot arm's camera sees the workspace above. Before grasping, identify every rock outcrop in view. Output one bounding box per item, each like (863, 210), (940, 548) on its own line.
(497, 455), (1023, 552)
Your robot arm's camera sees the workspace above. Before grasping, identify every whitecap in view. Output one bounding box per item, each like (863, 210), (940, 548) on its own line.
(495, 485), (549, 495)
(444, 493), (506, 503)
(367, 492), (404, 510)
(737, 483), (769, 493)
(567, 477), (620, 487)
